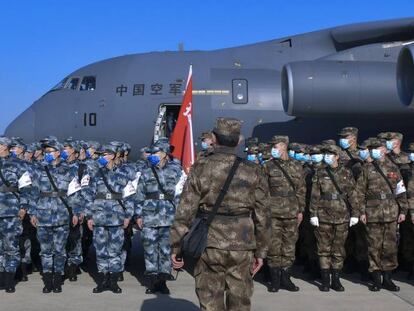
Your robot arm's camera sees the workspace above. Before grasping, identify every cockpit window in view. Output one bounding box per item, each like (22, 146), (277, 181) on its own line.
(50, 78), (68, 91)
(80, 76), (96, 91)
(65, 77), (80, 90)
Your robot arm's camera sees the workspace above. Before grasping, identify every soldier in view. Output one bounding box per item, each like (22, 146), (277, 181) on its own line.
(134, 138), (182, 294)
(84, 144), (135, 294)
(403, 143), (414, 278)
(310, 144), (359, 292)
(170, 117), (271, 311)
(263, 135), (306, 292)
(356, 138), (408, 292)
(244, 137), (260, 164)
(258, 142), (271, 165)
(198, 132), (215, 159)
(0, 137), (32, 293)
(28, 138), (83, 293)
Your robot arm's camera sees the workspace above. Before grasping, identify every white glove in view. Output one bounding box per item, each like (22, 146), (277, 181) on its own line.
(310, 217), (319, 227)
(349, 217), (359, 227)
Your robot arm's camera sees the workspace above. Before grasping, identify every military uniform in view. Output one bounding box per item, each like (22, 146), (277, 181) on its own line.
(0, 137), (32, 292)
(310, 144), (359, 291)
(84, 143), (135, 294)
(29, 139), (83, 293)
(135, 138), (182, 294)
(170, 118), (271, 311)
(356, 138), (408, 291)
(263, 135), (306, 292)
(244, 137), (260, 164)
(197, 132), (215, 159)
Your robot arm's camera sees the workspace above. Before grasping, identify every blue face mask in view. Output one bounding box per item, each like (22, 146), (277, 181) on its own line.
(324, 154), (335, 166)
(339, 138), (350, 149)
(271, 148), (281, 159)
(148, 154), (160, 166)
(247, 154), (257, 162)
(257, 153), (263, 164)
(386, 140), (394, 151)
(201, 142), (209, 151)
(86, 150), (92, 159)
(303, 154), (311, 162)
(371, 149), (383, 160)
(295, 153), (304, 161)
(61, 150), (69, 161)
(409, 153), (414, 162)
(359, 149), (370, 160)
(44, 153), (56, 164)
(10, 150), (17, 158)
(288, 150), (295, 158)
(311, 154), (324, 163)
(98, 156), (109, 166)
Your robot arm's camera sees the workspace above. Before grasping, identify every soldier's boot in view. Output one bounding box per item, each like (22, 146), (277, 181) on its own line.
(319, 269), (330, 292)
(358, 261), (369, 282)
(268, 268), (281, 293)
(0, 272), (5, 290)
(369, 270), (382, 292)
(118, 272), (124, 282)
(382, 271), (400, 292)
(53, 273), (63, 293)
(145, 274), (158, 294)
(4, 272), (16, 293)
(281, 268), (299, 292)
(42, 272), (53, 294)
(109, 273), (122, 294)
(331, 270), (345, 292)
(93, 273), (106, 293)
(21, 263), (29, 282)
(158, 280), (170, 295)
(68, 264), (77, 282)
(309, 260), (321, 280)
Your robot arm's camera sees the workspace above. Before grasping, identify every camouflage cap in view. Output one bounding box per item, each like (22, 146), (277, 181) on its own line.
(269, 135), (289, 145)
(122, 142), (131, 152)
(98, 144), (118, 154)
(109, 141), (123, 152)
(10, 137), (26, 150)
(321, 139), (337, 146)
(323, 144), (342, 155)
(369, 138), (386, 149)
(388, 132), (404, 141)
(338, 127), (358, 137)
(149, 137), (171, 153)
(63, 137), (80, 152)
(86, 141), (101, 150)
(0, 136), (11, 147)
(288, 142), (302, 152)
(40, 135), (58, 144)
(25, 142), (40, 153)
(42, 140), (63, 151)
(245, 137), (259, 148)
(199, 132), (214, 140)
(258, 143), (271, 160)
(358, 138), (374, 149)
(308, 145), (323, 155)
(213, 117), (242, 137)
(77, 140), (87, 150)
(407, 143), (414, 153)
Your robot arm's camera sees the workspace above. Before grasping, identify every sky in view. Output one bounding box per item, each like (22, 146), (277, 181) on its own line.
(0, 0), (413, 134)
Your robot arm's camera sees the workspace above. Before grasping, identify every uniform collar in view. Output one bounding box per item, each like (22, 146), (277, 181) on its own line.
(214, 145), (237, 155)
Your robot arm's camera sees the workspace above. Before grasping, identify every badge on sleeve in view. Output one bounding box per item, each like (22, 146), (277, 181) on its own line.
(67, 177), (82, 196)
(81, 174), (90, 187)
(395, 180), (407, 195)
(132, 172), (141, 190)
(122, 181), (136, 198)
(174, 171), (188, 197)
(18, 171), (32, 189)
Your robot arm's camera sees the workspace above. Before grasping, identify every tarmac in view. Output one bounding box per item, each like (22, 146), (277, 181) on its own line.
(2, 235), (414, 311)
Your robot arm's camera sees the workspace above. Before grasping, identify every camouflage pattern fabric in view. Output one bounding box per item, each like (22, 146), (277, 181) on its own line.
(37, 225), (69, 273)
(267, 218), (298, 268)
(0, 217), (22, 273)
(141, 227), (171, 274)
(93, 226), (124, 273)
(315, 223), (348, 270)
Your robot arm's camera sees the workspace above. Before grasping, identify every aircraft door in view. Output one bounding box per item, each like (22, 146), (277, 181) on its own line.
(154, 104), (181, 141)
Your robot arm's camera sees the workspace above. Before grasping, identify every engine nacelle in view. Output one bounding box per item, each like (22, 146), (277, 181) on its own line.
(282, 60), (405, 116)
(397, 44), (414, 108)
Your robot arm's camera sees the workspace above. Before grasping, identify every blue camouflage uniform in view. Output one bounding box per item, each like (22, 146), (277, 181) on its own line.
(83, 144), (135, 276)
(135, 138), (183, 277)
(29, 141), (83, 276)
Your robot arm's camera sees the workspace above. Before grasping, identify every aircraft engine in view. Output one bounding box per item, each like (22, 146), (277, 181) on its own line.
(397, 44), (414, 108)
(281, 60), (403, 116)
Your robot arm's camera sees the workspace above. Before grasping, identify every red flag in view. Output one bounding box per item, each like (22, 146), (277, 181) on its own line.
(170, 65), (195, 174)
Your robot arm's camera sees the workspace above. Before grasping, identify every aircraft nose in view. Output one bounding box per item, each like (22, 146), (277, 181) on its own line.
(5, 107), (35, 142)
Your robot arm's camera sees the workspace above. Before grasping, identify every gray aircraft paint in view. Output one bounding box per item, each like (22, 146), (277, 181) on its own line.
(6, 17), (414, 158)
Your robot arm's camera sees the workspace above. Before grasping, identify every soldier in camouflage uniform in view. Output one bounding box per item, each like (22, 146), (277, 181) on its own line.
(135, 138), (183, 294)
(299, 145), (324, 279)
(0, 137), (32, 293)
(263, 135), (306, 292)
(198, 132), (215, 159)
(244, 137), (260, 164)
(258, 142), (271, 165)
(310, 144), (359, 292)
(171, 118), (271, 311)
(29, 139), (83, 293)
(356, 138), (408, 292)
(84, 144), (135, 294)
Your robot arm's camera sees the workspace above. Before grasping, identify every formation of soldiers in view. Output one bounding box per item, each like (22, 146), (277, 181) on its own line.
(1, 120), (414, 310)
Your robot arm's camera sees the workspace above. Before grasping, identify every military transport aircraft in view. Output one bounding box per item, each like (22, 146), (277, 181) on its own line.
(5, 17), (414, 158)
